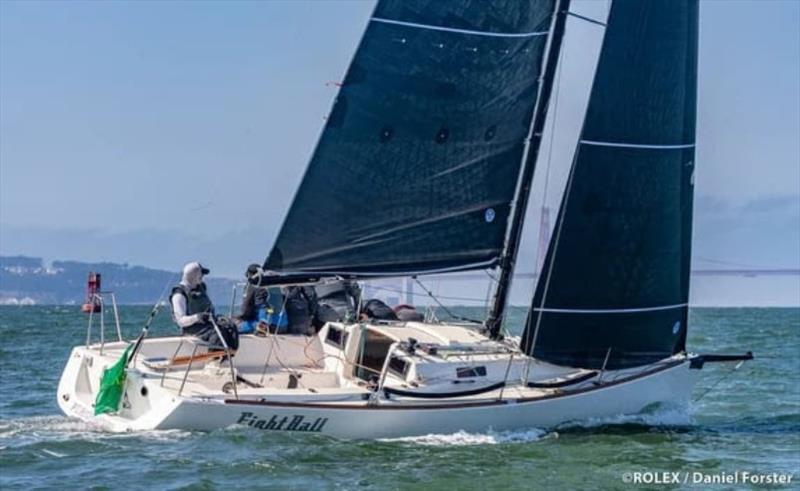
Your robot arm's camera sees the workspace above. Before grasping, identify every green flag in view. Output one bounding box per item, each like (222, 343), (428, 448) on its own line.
(94, 345), (133, 416)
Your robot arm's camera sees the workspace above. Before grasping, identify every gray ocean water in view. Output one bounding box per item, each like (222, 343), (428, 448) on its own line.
(0, 306), (798, 490)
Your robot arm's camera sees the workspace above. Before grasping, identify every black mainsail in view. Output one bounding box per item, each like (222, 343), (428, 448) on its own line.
(521, 0), (699, 369)
(266, 0), (556, 277)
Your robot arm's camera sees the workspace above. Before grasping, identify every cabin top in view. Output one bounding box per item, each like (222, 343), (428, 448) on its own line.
(366, 321), (494, 346)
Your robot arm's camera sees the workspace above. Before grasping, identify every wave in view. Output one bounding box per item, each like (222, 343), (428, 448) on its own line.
(380, 427), (554, 446)
(0, 415), (193, 446)
(554, 403), (694, 433)
(383, 405), (694, 446)
(700, 412), (800, 435)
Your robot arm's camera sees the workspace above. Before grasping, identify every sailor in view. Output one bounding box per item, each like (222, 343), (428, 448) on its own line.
(238, 263), (287, 334)
(170, 262), (239, 351)
(282, 285), (317, 335)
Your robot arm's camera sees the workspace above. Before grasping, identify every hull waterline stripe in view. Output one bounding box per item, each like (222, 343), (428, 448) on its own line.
(580, 140), (696, 150)
(371, 17), (549, 38)
(533, 303), (688, 314)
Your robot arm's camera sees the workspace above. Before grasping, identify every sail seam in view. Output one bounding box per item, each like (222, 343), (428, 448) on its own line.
(371, 17), (549, 38)
(580, 140), (695, 149)
(533, 303), (688, 314)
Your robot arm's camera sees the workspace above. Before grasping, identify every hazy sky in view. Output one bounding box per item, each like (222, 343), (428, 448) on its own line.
(1, 0), (799, 294)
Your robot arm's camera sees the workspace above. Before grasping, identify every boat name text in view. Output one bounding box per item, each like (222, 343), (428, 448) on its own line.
(237, 412), (328, 433)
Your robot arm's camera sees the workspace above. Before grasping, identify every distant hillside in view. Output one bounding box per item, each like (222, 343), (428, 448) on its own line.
(0, 255), (238, 305)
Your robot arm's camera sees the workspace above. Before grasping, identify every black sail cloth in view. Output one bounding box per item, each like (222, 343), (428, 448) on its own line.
(266, 0), (555, 276)
(521, 0), (699, 369)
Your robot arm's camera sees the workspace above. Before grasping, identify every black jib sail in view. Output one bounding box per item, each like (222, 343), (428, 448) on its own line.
(521, 0), (699, 369)
(266, 0), (556, 277)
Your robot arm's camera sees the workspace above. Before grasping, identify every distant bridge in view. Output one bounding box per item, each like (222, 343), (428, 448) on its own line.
(690, 269), (800, 277)
(365, 269), (800, 305)
(420, 269), (800, 282)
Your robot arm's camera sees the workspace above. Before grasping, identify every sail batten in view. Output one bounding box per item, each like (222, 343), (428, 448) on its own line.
(533, 303), (688, 314)
(370, 17), (549, 38)
(580, 140), (696, 150)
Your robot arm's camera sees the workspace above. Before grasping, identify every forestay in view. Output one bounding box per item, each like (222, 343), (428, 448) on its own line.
(522, 0), (699, 369)
(266, 0), (556, 276)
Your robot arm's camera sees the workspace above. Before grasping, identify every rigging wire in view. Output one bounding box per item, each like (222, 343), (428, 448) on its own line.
(484, 0), (573, 340)
(694, 257), (763, 269)
(130, 271), (180, 365)
(499, 5), (572, 347)
(540, 44), (563, 213)
(482, 270), (500, 316)
(413, 277), (483, 323)
(693, 360), (752, 402)
(529, 40), (565, 303)
(482, 272), (495, 317)
(522, 3), (611, 375)
(525, 98), (583, 356)
(484, 269), (500, 283)
(566, 11), (607, 27)
(368, 285), (489, 304)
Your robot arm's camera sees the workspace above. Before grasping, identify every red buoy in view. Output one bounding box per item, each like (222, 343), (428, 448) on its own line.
(81, 272), (102, 313)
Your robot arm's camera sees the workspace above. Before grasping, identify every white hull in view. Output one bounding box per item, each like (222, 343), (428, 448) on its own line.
(58, 322), (700, 439)
(145, 361), (697, 438)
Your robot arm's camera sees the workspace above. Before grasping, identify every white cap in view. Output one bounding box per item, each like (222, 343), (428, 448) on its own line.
(181, 262), (209, 288)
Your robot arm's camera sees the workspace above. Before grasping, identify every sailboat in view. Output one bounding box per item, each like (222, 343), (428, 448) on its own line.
(58, 0), (752, 437)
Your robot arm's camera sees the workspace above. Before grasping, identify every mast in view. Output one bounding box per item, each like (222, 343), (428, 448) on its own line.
(486, 0), (572, 339)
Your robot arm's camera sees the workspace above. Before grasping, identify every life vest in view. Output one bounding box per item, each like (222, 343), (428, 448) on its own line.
(171, 282), (214, 321)
(283, 286), (316, 334)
